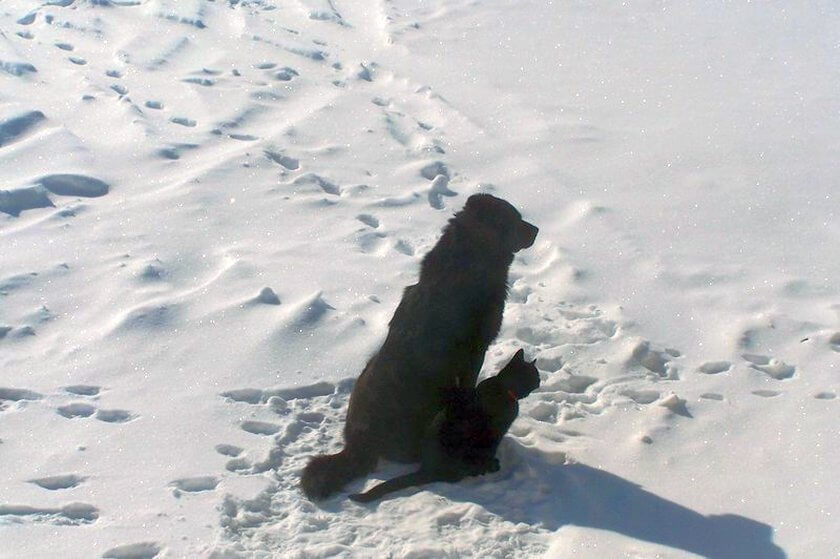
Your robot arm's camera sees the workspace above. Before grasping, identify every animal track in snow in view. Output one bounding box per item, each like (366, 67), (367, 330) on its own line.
(427, 174), (457, 210)
(64, 385), (101, 397)
(631, 341), (678, 378)
(96, 409), (134, 423)
(215, 444), (243, 457)
(101, 542), (162, 559)
(0, 110), (46, 148)
(226, 458), (252, 473)
(290, 173), (341, 196)
(301, 0), (347, 26)
(0, 186), (54, 216)
(156, 143), (198, 160)
(183, 77), (215, 87)
(264, 150), (300, 170)
(419, 161), (450, 180)
(272, 67), (299, 81)
(0, 387), (43, 402)
(393, 239), (414, 256)
(221, 381), (335, 405)
(29, 474), (85, 490)
(814, 391), (836, 400)
(170, 117), (196, 127)
(752, 390), (782, 398)
(155, 3), (207, 29)
(698, 361), (731, 375)
(170, 476), (219, 493)
(0, 59), (37, 77)
(742, 354), (796, 380)
(622, 389), (660, 405)
(0, 503), (99, 525)
(356, 214), (380, 228)
(541, 374), (597, 395)
(57, 401), (134, 422)
(830, 332), (840, 352)
(659, 394), (692, 418)
(57, 403), (96, 419)
(241, 421), (281, 436)
(16, 11), (37, 25)
(515, 310), (616, 348)
(37, 174), (110, 198)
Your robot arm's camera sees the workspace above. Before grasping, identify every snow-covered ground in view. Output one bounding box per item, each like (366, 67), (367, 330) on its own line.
(1, 0), (837, 557)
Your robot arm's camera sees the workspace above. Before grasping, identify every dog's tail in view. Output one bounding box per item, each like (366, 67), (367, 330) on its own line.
(301, 447), (375, 500)
(349, 469), (438, 503)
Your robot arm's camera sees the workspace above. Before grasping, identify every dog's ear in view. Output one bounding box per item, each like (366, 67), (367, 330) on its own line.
(530, 358), (538, 366)
(514, 348), (525, 361)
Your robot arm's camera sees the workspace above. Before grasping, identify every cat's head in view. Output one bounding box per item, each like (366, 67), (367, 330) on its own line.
(498, 348), (540, 399)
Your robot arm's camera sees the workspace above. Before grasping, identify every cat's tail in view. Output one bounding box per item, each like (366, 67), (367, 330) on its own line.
(349, 469), (438, 503)
(301, 446), (375, 501)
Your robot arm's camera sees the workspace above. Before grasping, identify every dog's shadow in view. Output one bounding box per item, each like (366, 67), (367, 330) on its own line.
(421, 442), (786, 559)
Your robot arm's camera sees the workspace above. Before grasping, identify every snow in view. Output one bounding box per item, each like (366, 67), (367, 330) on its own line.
(1, 0), (837, 557)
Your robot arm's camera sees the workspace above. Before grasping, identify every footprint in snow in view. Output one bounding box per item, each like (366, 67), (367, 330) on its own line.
(0, 502), (99, 525)
(742, 354), (796, 380)
(29, 474), (85, 490)
(264, 150), (300, 171)
(57, 403), (135, 423)
(57, 403), (97, 419)
(356, 214), (380, 228)
(697, 361), (731, 375)
(170, 476), (219, 496)
(64, 385), (101, 397)
(0, 387), (43, 402)
(101, 542), (162, 559)
(96, 409), (134, 423)
(752, 390), (782, 398)
(241, 420), (281, 436)
(215, 444), (243, 457)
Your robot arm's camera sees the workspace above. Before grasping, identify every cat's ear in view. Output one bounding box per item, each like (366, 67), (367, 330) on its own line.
(514, 348), (525, 361)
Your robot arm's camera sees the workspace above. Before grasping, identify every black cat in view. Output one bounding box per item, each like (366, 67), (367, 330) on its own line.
(349, 349), (540, 503)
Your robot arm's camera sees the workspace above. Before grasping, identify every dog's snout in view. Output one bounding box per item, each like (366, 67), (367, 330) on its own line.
(518, 221), (538, 250)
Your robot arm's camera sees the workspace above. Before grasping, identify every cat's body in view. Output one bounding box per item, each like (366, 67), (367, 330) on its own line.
(349, 349), (540, 503)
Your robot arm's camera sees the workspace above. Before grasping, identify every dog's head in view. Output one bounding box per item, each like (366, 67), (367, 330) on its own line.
(497, 348), (541, 399)
(463, 194), (538, 252)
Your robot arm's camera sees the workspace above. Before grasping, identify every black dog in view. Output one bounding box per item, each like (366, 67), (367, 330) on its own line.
(349, 349), (540, 503)
(300, 194), (538, 500)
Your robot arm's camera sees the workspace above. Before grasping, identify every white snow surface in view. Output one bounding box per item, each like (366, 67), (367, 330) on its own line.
(1, 0), (838, 557)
